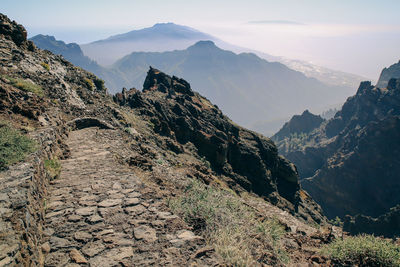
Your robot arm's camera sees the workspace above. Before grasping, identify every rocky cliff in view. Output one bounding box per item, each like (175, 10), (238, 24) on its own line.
(0, 13), (335, 266)
(271, 110), (325, 155)
(113, 67), (325, 223)
(274, 76), (400, 236)
(376, 60), (400, 88)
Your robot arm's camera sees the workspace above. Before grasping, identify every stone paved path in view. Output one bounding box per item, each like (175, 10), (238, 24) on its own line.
(43, 128), (218, 266)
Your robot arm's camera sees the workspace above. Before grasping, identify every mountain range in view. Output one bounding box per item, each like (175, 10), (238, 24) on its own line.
(31, 34), (355, 135)
(81, 23), (367, 88)
(81, 23), (216, 66)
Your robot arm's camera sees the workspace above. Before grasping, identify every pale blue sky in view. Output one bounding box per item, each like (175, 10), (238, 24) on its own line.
(1, 0), (399, 78)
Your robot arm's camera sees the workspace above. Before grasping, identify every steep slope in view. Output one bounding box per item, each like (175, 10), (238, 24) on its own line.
(273, 76), (400, 236)
(112, 41), (352, 134)
(1, 13), (338, 266)
(81, 23), (217, 66)
(376, 60), (400, 88)
(113, 67), (325, 223)
(29, 34), (127, 91)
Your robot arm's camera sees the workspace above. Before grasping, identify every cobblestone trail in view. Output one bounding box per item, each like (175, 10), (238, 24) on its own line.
(43, 128), (217, 266)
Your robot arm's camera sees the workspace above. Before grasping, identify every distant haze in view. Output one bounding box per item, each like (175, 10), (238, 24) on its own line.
(2, 0), (399, 79)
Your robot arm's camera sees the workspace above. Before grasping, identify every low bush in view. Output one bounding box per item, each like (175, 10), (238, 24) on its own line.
(169, 179), (288, 266)
(322, 234), (400, 267)
(8, 77), (44, 97)
(44, 158), (61, 179)
(93, 78), (105, 91)
(40, 62), (50, 71)
(83, 77), (95, 90)
(0, 123), (37, 170)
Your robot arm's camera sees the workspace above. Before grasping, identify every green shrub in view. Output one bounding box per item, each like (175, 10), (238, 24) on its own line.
(0, 123), (37, 170)
(169, 179), (288, 266)
(93, 78), (105, 91)
(44, 158), (61, 179)
(40, 62), (50, 71)
(322, 234), (400, 267)
(8, 77), (44, 97)
(124, 127), (132, 134)
(83, 78), (95, 90)
(330, 216), (343, 227)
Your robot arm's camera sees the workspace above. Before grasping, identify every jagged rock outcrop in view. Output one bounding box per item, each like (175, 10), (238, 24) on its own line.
(274, 77), (400, 233)
(272, 110), (324, 142)
(376, 60), (400, 88)
(114, 67), (325, 223)
(0, 13), (28, 47)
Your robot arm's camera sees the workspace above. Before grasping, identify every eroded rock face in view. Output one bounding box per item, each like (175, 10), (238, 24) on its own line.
(272, 110), (325, 143)
(0, 13), (28, 47)
(376, 60), (400, 88)
(275, 78), (400, 228)
(114, 67), (324, 222)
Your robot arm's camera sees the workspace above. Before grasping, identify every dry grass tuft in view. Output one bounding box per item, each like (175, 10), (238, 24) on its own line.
(169, 179), (288, 266)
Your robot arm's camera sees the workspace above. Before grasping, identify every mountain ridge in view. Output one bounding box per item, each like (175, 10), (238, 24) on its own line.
(110, 40), (353, 134)
(272, 68), (400, 236)
(80, 22), (366, 89)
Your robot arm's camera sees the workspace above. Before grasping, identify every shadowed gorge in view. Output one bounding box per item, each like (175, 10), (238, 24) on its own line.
(274, 74), (400, 237)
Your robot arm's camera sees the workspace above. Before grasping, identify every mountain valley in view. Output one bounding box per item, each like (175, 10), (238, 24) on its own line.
(272, 69), (400, 237)
(1, 10), (400, 267)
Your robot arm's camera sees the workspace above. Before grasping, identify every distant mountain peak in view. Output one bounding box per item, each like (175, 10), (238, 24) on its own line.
(188, 40), (218, 50)
(152, 22), (182, 28)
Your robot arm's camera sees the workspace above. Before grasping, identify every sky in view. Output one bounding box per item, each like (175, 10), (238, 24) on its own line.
(1, 0), (400, 79)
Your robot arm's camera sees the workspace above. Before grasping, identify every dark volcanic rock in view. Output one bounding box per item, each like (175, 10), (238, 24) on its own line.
(272, 110), (324, 142)
(0, 13), (28, 46)
(114, 67), (325, 222)
(302, 115), (400, 219)
(274, 77), (400, 230)
(376, 60), (400, 88)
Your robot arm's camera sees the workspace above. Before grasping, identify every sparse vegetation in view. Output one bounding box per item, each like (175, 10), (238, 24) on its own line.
(44, 158), (61, 179)
(322, 234), (400, 267)
(93, 78), (105, 91)
(330, 216), (343, 227)
(8, 76), (44, 97)
(200, 156), (211, 168)
(83, 77), (95, 90)
(40, 62), (50, 71)
(0, 122), (37, 170)
(275, 131), (313, 153)
(124, 127), (133, 134)
(169, 179), (288, 266)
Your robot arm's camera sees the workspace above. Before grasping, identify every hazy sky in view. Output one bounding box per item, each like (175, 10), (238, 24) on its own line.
(2, 0), (399, 79)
